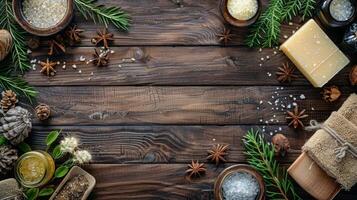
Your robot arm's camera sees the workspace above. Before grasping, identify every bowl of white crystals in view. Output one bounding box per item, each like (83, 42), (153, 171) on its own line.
(13, 0), (73, 36)
(214, 165), (265, 200)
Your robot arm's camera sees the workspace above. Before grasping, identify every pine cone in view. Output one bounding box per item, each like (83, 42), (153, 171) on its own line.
(35, 104), (51, 121)
(272, 134), (290, 157)
(0, 106), (32, 145)
(0, 146), (18, 175)
(1, 90), (18, 112)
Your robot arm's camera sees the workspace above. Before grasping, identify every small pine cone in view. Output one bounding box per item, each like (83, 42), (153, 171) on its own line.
(322, 86), (341, 102)
(272, 134), (290, 157)
(1, 90), (18, 112)
(35, 103), (51, 120)
(0, 145), (18, 175)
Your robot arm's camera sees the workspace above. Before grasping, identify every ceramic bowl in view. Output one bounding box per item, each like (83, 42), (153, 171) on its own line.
(214, 164), (265, 200)
(220, 0), (262, 27)
(12, 0), (73, 36)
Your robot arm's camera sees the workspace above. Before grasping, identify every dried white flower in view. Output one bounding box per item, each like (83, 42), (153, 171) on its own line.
(60, 137), (79, 153)
(73, 150), (92, 164)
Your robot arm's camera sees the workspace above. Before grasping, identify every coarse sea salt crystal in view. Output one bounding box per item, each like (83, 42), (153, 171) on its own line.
(227, 0), (258, 21)
(222, 172), (259, 200)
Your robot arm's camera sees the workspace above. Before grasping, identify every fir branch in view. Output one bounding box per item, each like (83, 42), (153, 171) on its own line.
(74, 0), (130, 31)
(246, 0), (284, 48)
(0, 0), (31, 73)
(243, 129), (302, 200)
(301, 0), (316, 20)
(0, 75), (37, 101)
(282, 0), (303, 21)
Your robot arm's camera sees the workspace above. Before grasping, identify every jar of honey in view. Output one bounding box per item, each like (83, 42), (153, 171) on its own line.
(15, 151), (55, 188)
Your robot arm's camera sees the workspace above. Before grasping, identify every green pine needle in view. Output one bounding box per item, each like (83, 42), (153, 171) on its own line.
(282, 0), (303, 21)
(301, 0), (317, 20)
(243, 129), (302, 200)
(0, 75), (37, 101)
(0, 0), (31, 73)
(74, 0), (130, 31)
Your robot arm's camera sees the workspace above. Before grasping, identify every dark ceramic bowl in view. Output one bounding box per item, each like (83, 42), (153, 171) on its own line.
(220, 0), (262, 27)
(214, 164), (265, 200)
(317, 0), (356, 28)
(12, 0), (73, 36)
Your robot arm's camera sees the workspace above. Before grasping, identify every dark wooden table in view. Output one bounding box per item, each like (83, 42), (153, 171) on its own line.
(25, 0), (357, 199)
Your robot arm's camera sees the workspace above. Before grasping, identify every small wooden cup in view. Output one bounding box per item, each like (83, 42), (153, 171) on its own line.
(214, 164), (265, 200)
(12, 0), (73, 36)
(220, 0), (262, 27)
(288, 152), (341, 200)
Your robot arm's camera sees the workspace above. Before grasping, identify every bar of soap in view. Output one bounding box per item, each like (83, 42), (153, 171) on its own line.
(280, 19), (350, 87)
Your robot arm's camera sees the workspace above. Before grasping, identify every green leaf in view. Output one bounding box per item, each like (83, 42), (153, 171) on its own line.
(46, 130), (60, 146)
(52, 145), (63, 160)
(55, 166), (69, 178)
(18, 142), (31, 153)
(39, 187), (54, 196)
(25, 188), (39, 200)
(0, 136), (7, 146)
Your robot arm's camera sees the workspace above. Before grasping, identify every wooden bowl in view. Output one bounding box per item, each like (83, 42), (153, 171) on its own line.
(12, 0), (73, 36)
(220, 0), (262, 27)
(49, 166), (96, 200)
(214, 164), (265, 200)
(288, 152), (341, 200)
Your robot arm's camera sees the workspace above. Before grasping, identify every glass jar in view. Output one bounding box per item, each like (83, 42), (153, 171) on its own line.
(15, 151), (55, 188)
(317, 0), (356, 28)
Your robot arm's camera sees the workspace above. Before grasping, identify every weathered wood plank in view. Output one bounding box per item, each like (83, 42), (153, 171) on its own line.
(25, 47), (353, 86)
(33, 0), (304, 46)
(29, 125), (311, 164)
(26, 86), (354, 125)
(84, 164), (357, 200)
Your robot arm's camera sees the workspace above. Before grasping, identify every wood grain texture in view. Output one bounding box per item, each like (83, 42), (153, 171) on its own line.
(25, 47), (353, 86)
(29, 125), (311, 164)
(27, 86), (354, 125)
(83, 164), (357, 200)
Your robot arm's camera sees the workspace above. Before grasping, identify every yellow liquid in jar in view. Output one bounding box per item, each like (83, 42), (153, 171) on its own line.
(19, 155), (46, 183)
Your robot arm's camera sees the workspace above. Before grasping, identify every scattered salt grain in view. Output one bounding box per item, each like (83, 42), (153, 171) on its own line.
(78, 70), (82, 74)
(300, 94), (306, 100)
(79, 56), (86, 62)
(72, 64), (77, 69)
(27, 49), (32, 54)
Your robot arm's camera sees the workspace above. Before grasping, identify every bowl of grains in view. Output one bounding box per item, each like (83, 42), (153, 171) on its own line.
(214, 165), (265, 200)
(12, 0), (73, 36)
(220, 0), (262, 27)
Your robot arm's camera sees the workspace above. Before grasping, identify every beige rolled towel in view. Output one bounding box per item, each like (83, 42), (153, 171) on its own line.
(302, 93), (357, 190)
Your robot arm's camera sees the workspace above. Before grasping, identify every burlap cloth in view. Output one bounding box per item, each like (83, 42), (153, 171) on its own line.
(302, 93), (357, 190)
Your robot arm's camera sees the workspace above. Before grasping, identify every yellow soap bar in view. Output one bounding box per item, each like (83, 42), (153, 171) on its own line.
(280, 19), (349, 87)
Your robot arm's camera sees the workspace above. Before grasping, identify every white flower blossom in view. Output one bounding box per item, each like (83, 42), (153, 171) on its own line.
(73, 150), (92, 164)
(60, 137), (79, 153)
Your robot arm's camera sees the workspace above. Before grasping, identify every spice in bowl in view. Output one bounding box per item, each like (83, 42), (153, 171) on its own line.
(329, 0), (355, 22)
(22, 0), (68, 29)
(227, 0), (259, 21)
(221, 172), (260, 200)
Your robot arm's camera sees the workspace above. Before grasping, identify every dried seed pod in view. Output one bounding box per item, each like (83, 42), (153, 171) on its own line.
(322, 86), (341, 102)
(350, 65), (357, 86)
(0, 106), (32, 145)
(0, 146), (18, 175)
(272, 134), (290, 157)
(35, 103), (51, 121)
(0, 30), (12, 61)
(0, 90), (18, 112)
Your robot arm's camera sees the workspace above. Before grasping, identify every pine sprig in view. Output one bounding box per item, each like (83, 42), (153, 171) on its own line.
(0, 0), (31, 73)
(246, 0), (284, 48)
(0, 75), (37, 101)
(74, 0), (130, 31)
(282, 0), (303, 21)
(301, 0), (316, 20)
(243, 129), (302, 200)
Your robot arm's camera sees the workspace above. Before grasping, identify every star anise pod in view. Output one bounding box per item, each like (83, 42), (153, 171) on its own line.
(322, 86), (341, 102)
(286, 105), (309, 129)
(65, 25), (84, 46)
(276, 62), (298, 83)
(40, 59), (57, 76)
(92, 48), (109, 67)
(48, 35), (66, 55)
(217, 28), (233, 46)
(91, 28), (114, 49)
(207, 144), (229, 165)
(350, 65), (357, 86)
(185, 160), (206, 179)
